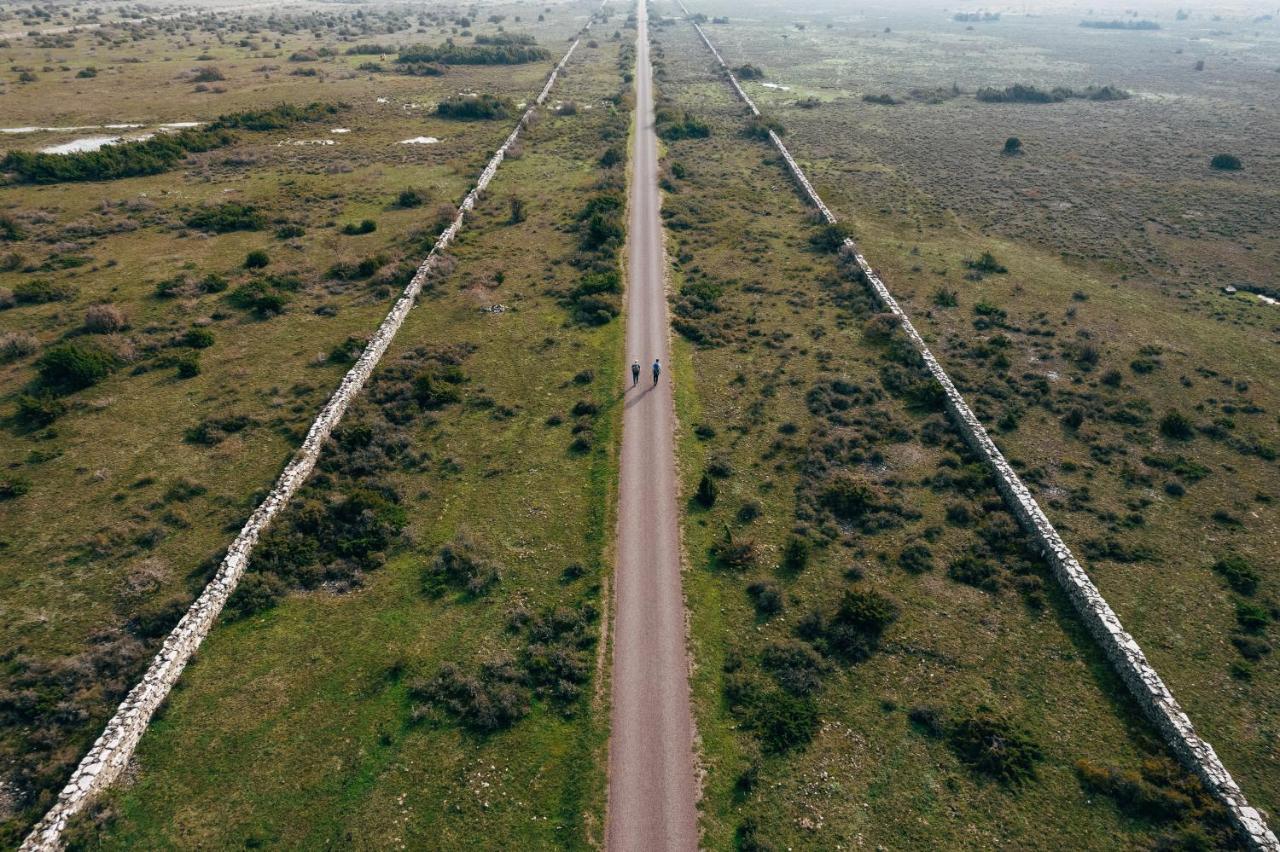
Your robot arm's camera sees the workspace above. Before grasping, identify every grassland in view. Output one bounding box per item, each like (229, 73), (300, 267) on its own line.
(650, 7), (1265, 849)
(0, 0), (613, 842)
(52, 21), (630, 849)
(656, 0), (1280, 829)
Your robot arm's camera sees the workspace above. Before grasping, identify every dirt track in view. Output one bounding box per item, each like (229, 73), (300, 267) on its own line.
(604, 0), (699, 848)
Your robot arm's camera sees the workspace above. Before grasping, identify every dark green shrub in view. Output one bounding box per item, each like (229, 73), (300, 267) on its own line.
(749, 689), (818, 754)
(1159, 410), (1195, 440)
(228, 281), (288, 316)
(1003, 136), (1022, 154)
(798, 587), (899, 663)
(735, 63), (764, 79)
(898, 543), (934, 574)
(225, 572), (287, 620)
(341, 219), (377, 235)
(820, 471), (877, 521)
(181, 327), (215, 349)
(810, 222), (853, 253)
(412, 658), (529, 732)
(948, 714), (1043, 784)
(0, 475), (32, 500)
(14, 279), (77, 304)
(760, 639), (828, 696)
(934, 287), (958, 307)
(128, 592), (189, 639)
(948, 554), (1000, 592)
(1210, 154), (1242, 171)
(966, 251), (1007, 274)
(435, 93), (514, 120)
(695, 472), (718, 508)
(0, 214), (25, 241)
(395, 188), (429, 208)
(746, 580), (783, 616)
(276, 224), (305, 240)
(780, 536), (810, 575)
(244, 249), (270, 268)
(175, 354), (200, 378)
(422, 536), (502, 597)
(36, 342), (117, 391)
(655, 108), (710, 141)
(744, 114), (785, 140)
(1, 127), (236, 183)
(1235, 600), (1269, 634)
(16, 391), (66, 426)
(186, 203), (265, 233)
(396, 42), (550, 66)
(711, 527), (758, 571)
(1212, 556), (1259, 595)
(413, 368), (464, 409)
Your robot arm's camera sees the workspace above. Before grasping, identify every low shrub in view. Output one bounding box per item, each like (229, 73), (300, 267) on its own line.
(435, 93), (514, 120)
(760, 639), (829, 696)
(225, 572), (288, 620)
(228, 281), (288, 316)
(422, 535), (502, 597)
(83, 303), (126, 333)
(36, 341), (118, 391)
(0, 475), (32, 501)
(780, 536), (810, 575)
(898, 543), (935, 574)
(180, 327), (215, 349)
(0, 330), (39, 361)
(695, 472), (718, 508)
(797, 587), (898, 663)
(16, 391), (66, 426)
(746, 580), (783, 616)
(1210, 153), (1242, 171)
(395, 187), (429, 208)
(244, 249), (270, 268)
(341, 219), (377, 235)
(1159, 410), (1195, 440)
(948, 714), (1043, 784)
(186, 203), (265, 233)
(14, 279), (77, 305)
(1212, 556), (1259, 595)
(744, 114), (785, 140)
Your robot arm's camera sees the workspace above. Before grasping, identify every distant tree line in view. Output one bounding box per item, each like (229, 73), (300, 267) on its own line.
(1, 102), (342, 184)
(1080, 19), (1161, 29)
(975, 83), (1131, 103)
(395, 41), (550, 65)
(954, 12), (1000, 21)
(435, 93), (515, 120)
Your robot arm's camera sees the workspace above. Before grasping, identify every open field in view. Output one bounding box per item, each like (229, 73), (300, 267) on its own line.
(0, 0), (615, 842)
(2, 0), (1277, 847)
(649, 10), (1269, 848)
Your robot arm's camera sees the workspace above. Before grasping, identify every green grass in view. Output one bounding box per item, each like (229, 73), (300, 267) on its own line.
(62, 30), (628, 848)
(651, 15), (1247, 850)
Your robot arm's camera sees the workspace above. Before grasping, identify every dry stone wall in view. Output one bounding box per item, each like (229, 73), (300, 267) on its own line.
(677, 4), (1278, 849)
(19, 13), (602, 851)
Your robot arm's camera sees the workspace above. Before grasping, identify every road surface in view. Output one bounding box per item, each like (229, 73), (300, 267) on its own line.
(605, 0), (699, 849)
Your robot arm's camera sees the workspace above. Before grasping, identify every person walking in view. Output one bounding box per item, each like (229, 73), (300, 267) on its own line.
(631, 360), (641, 387)
(651, 358), (661, 386)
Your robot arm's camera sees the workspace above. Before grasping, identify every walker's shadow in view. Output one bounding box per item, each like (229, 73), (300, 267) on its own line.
(623, 382), (659, 410)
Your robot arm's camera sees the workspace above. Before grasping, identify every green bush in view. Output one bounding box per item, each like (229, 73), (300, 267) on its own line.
(228, 281), (288, 316)
(1212, 556), (1260, 595)
(435, 93), (514, 120)
(798, 587), (899, 663)
(898, 543), (935, 574)
(780, 536), (810, 575)
(175, 354), (200, 378)
(225, 572), (287, 620)
(744, 114), (786, 140)
(395, 188), (429, 208)
(396, 42), (550, 65)
(655, 108), (711, 141)
(748, 688), (819, 754)
(948, 554), (999, 591)
(341, 219), (377, 235)
(0, 475), (32, 501)
(16, 391), (66, 426)
(1210, 153), (1242, 171)
(1159, 410), (1195, 440)
(244, 249), (270, 268)
(14, 279), (77, 304)
(413, 367), (465, 409)
(186, 203), (265, 233)
(36, 341), (117, 391)
(760, 639), (828, 696)
(1, 127), (236, 183)
(695, 472), (718, 508)
(948, 714), (1043, 784)
(746, 580), (783, 616)
(422, 536), (502, 597)
(809, 222), (852, 253)
(181, 327), (215, 349)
